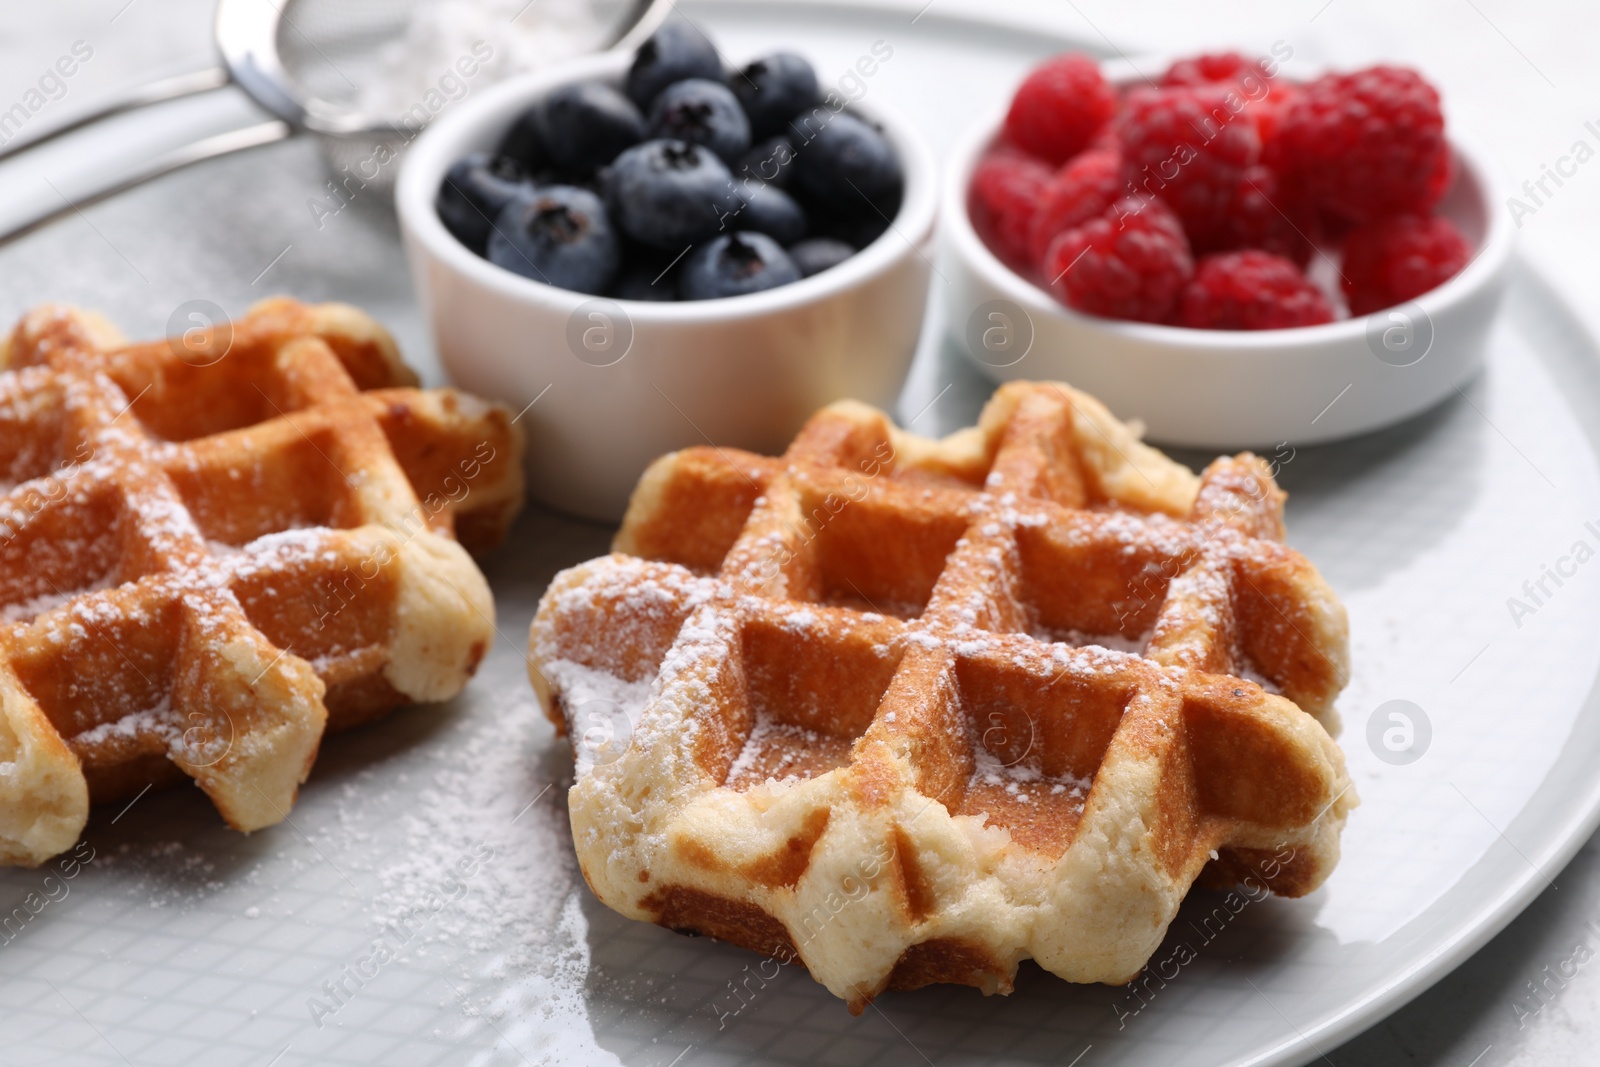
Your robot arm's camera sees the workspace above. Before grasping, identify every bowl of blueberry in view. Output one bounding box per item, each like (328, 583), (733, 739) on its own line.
(939, 50), (1514, 450)
(397, 22), (936, 520)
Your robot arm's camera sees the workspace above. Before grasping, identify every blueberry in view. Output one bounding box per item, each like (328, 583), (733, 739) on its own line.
(537, 82), (645, 176)
(437, 152), (533, 254)
(626, 21), (723, 110)
(603, 139), (740, 250)
(612, 262), (680, 301)
(788, 237), (854, 277)
(735, 135), (797, 188)
(788, 108), (903, 214)
(730, 52), (820, 140)
(680, 232), (801, 300)
(611, 242), (682, 301)
(487, 185), (620, 295)
(728, 181), (806, 245)
(810, 210), (893, 251)
(496, 110), (551, 175)
(648, 79), (750, 164)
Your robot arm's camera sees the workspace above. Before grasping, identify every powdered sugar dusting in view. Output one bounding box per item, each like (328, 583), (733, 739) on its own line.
(969, 744), (1093, 807)
(726, 713), (827, 786)
(353, 684), (610, 1065)
(1, 572), (114, 623)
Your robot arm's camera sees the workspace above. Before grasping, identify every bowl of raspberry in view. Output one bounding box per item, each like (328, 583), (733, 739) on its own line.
(397, 23), (935, 520)
(941, 50), (1513, 449)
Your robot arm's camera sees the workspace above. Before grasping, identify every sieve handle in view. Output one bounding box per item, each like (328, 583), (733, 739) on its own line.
(609, 0), (677, 52)
(0, 119), (292, 246)
(0, 67), (230, 164)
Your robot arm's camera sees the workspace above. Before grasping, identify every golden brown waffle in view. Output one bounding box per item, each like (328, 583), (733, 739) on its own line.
(0, 298), (524, 866)
(529, 381), (1354, 1010)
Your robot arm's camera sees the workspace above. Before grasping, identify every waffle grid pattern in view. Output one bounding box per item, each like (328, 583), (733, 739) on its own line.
(531, 381), (1354, 1011)
(0, 299), (523, 868)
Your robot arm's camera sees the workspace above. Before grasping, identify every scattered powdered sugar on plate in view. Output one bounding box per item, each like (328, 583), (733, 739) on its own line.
(354, 685), (616, 1065)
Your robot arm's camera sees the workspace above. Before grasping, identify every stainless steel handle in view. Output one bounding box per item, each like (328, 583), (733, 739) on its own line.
(0, 66), (230, 163)
(0, 119), (292, 245)
(609, 0), (677, 52)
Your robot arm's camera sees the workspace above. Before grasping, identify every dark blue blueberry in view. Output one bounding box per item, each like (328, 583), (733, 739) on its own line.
(787, 237), (854, 277)
(487, 185), (620, 295)
(810, 209), (893, 251)
(496, 110), (551, 175)
(680, 232), (801, 300)
(611, 241), (682, 301)
(788, 108), (903, 213)
(537, 82), (646, 176)
(728, 181), (806, 245)
(611, 262), (680, 301)
(602, 139), (740, 250)
(437, 152), (533, 254)
(648, 79), (750, 164)
(730, 52), (820, 140)
(735, 135), (797, 188)
(626, 21), (722, 111)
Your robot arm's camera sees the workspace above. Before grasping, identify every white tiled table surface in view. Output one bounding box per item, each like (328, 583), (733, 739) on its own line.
(2, 1), (1598, 1063)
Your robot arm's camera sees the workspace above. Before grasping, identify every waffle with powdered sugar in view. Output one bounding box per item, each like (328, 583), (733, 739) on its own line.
(0, 298), (522, 867)
(529, 380), (1354, 1010)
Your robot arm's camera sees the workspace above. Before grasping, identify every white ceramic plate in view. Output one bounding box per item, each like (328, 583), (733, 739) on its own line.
(1, 3), (1598, 1066)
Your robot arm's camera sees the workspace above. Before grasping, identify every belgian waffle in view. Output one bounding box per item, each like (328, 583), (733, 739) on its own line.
(0, 298), (524, 867)
(529, 381), (1354, 1010)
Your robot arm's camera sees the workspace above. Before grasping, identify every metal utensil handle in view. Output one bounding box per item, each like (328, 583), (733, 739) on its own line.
(609, 0), (676, 52)
(0, 66), (230, 163)
(0, 119), (292, 246)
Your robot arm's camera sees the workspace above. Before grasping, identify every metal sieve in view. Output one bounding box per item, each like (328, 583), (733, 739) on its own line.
(0, 0), (669, 241)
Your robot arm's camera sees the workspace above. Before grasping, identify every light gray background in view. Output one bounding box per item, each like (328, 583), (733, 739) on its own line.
(0, 1), (1597, 1063)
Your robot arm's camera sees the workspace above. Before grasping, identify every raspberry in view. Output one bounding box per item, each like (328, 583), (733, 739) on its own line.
(1044, 196), (1193, 323)
(1341, 213), (1472, 315)
(1271, 65), (1451, 224)
(969, 149), (1055, 269)
(1027, 148), (1123, 265)
(1088, 123), (1122, 154)
(1161, 52), (1274, 91)
(1253, 81), (1297, 149)
(1178, 251), (1333, 330)
(1209, 163), (1315, 265)
(1160, 53), (1290, 145)
(1117, 86), (1261, 251)
(1003, 53), (1118, 165)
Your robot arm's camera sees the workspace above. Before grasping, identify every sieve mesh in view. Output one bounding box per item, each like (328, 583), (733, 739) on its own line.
(276, 0), (427, 113)
(266, 0), (649, 194)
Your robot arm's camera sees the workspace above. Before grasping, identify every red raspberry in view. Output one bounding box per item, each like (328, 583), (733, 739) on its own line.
(1117, 86), (1262, 251)
(1003, 53), (1118, 165)
(1087, 123), (1122, 154)
(1209, 163), (1315, 265)
(1178, 251), (1333, 330)
(1160, 52), (1290, 145)
(1044, 196), (1194, 323)
(1253, 81), (1297, 149)
(1341, 213), (1472, 315)
(969, 149), (1055, 269)
(1027, 148), (1123, 265)
(1161, 52), (1274, 91)
(1271, 65), (1451, 224)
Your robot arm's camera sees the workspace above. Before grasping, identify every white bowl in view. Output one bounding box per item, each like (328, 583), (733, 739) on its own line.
(397, 51), (937, 521)
(938, 99), (1515, 450)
